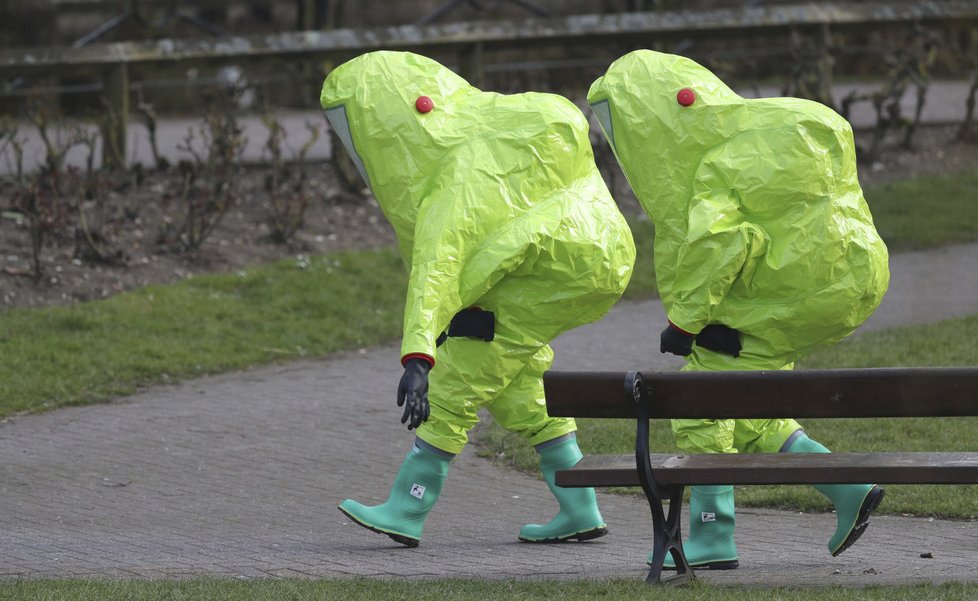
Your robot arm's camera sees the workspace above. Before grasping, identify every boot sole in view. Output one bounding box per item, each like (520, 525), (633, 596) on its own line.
(518, 526), (609, 544)
(659, 559), (739, 571)
(338, 505), (420, 548)
(831, 485), (885, 557)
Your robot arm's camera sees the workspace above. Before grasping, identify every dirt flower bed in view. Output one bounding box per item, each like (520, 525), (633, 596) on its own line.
(1, 125), (976, 312)
(1, 165), (395, 310)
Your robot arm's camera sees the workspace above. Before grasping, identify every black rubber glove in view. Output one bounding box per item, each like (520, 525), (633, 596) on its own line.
(695, 324), (742, 358)
(660, 323), (694, 356)
(397, 358), (431, 430)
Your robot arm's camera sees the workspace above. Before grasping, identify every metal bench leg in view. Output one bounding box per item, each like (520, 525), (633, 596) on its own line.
(643, 484), (692, 585)
(630, 371), (693, 585)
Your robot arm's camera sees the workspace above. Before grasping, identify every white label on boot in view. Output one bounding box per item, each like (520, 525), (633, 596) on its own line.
(701, 511), (716, 523)
(410, 484), (426, 500)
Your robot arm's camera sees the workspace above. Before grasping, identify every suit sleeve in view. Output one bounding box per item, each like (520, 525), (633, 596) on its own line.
(665, 139), (771, 333)
(399, 182), (515, 362)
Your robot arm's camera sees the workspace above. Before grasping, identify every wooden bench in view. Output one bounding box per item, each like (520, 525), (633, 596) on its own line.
(543, 367), (978, 585)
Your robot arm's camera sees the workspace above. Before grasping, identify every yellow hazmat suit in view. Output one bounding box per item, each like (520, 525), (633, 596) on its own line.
(588, 50), (889, 564)
(321, 50), (635, 455)
(588, 50), (889, 455)
(324, 51), (635, 548)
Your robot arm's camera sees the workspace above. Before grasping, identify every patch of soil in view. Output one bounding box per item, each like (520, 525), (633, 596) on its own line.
(1, 125), (976, 312)
(853, 124), (978, 187)
(1, 164), (396, 309)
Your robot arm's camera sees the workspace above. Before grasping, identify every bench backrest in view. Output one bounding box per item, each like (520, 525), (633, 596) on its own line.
(543, 367), (978, 419)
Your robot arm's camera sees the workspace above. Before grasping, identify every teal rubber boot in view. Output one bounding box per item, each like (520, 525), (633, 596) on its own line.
(518, 436), (608, 543)
(660, 485), (739, 570)
(785, 433), (884, 556)
(338, 443), (451, 547)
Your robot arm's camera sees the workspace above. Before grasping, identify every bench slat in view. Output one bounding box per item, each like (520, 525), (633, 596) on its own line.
(544, 368), (978, 419)
(555, 452), (978, 487)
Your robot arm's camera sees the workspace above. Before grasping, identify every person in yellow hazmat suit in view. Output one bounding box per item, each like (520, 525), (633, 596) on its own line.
(321, 51), (636, 547)
(587, 50), (890, 569)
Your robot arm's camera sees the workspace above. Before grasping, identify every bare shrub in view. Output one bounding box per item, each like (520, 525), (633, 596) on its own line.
(134, 101), (171, 170)
(26, 94), (83, 196)
(4, 95), (89, 280)
(261, 116), (319, 243)
(782, 27), (836, 110)
(72, 127), (126, 266)
(959, 70), (978, 143)
(840, 25), (941, 160)
(0, 116), (22, 181)
(957, 29), (978, 143)
(10, 171), (69, 282)
(158, 88), (246, 253)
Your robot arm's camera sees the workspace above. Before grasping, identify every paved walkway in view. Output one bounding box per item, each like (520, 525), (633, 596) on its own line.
(1, 242), (977, 585)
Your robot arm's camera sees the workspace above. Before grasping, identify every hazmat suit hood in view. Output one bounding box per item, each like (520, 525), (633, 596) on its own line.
(320, 51), (478, 259)
(321, 51), (635, 362)
(322, 51), (595, 262)
(588, 50), (889, 360)
(588, 50), (742, 228)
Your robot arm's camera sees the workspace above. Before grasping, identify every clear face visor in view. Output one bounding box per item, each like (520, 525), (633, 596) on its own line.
(589, 99), (616, 151)
(323, 104), (371, 189)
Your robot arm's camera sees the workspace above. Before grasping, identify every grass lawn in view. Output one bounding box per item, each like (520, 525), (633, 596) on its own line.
(2, 578), (977, 601)
(0, 248), (407, 417)
(863, 169), (978, 252)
